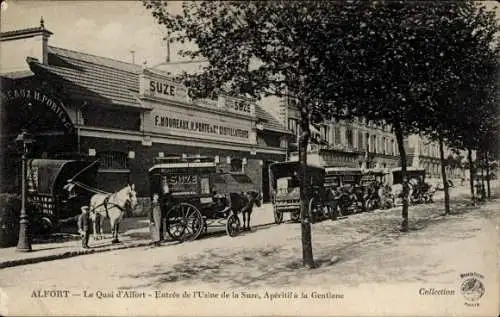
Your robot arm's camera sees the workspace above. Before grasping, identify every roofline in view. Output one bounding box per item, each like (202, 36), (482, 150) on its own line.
(391, 167), (426, 172)
(48, 46), (141, 74)
(1, 27), (53, 41)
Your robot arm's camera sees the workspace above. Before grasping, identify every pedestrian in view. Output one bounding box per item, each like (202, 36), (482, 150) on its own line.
(78, 206), (91, 249)
(150, 193), (163, 246)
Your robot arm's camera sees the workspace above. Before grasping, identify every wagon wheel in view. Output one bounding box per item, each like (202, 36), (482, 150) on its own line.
(273, 204), (283, 224)
(328, 203), (338, 221)
(308, 197), (323, 223)
(225, 213), (241, 237)
(338, 194), (351, 215)
(165, 203), (203, 242)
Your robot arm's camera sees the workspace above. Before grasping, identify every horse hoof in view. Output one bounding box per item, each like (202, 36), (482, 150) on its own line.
(111, 239), (120, 244)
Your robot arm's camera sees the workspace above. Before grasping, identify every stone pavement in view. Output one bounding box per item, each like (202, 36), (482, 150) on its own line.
(0, 204), (276, 269)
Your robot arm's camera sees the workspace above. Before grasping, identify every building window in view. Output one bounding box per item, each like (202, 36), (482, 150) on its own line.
(288, 118), (298, 135)
(335, 126), (341, 145)
(231, 158), (244, 173)
(358, 131), (364, 150)
(371, 135), (377, 153)
(382, 137), (387, 154)
(97, 151), (129, 170)
(346, 129), (353, 148)
(320, 125), (328, 143)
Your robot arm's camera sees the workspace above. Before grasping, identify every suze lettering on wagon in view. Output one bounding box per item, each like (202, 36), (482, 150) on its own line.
(168, 175), (197, 184)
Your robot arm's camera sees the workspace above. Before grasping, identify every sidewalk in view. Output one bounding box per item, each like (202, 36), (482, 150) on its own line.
(0, 218), (154, 269)
(0, 204), (276, 269)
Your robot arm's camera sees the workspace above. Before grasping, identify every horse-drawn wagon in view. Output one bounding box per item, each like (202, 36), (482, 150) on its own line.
(148, 156), (260, 242)
(269, 161), (336, 224)
(360, 168), (390, 210)
(26, 159), (99, 234)
(324, 167), (364, 215)
(391, 167), (434, 204)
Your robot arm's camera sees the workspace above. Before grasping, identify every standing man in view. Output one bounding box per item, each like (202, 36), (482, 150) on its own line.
(78, 206), (91, 249)
(150, 193), (163, 246)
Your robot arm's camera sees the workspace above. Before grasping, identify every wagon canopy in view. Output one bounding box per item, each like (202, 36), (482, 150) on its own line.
(148, 160), (217, 196)
(391, 167), (426, 184)
(269, 161), (325, 191)
(27, 159), (99, 196)
(324, 167), (363, 176)
(212, 173), (256, 194)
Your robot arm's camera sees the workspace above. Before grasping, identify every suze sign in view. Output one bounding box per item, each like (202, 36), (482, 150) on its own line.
(140, 73), (189, 103)
(140, 72), (255, 117)
(167, 175), (197, 184)
(149, 80), (176, 97)
(223, 96), (255, 117)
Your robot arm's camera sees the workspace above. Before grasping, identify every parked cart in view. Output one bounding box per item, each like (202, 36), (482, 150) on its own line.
(269, 161), (336, 224)
(26, 159), (99, 234)
(148, 156), (258, 242)
(324, 167), (364, 214)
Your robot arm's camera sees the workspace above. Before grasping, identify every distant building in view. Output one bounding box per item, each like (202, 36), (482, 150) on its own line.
(282, 98), (469, 184)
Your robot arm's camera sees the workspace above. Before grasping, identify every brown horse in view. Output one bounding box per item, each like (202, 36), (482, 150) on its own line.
(229, 191), (262, 231)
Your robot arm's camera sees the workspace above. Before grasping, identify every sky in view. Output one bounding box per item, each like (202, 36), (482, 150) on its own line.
(0, 0), (183, 67)
(2, 1), (498, 67)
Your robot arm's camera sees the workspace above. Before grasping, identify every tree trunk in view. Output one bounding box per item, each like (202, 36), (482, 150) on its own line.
(485, 152), (491, 199)
(480, 161), (486, 200)
(394, 123), (409, 232)
(468, 148), (475, 201)
(438, 137), (450, 215)
(298, 109), (315, 268)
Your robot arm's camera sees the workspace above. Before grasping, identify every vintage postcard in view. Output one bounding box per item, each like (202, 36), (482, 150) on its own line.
(0, 0), (498, 316)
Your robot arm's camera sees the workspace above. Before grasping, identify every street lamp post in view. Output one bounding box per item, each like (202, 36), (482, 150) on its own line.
(15, 129), (35, 252)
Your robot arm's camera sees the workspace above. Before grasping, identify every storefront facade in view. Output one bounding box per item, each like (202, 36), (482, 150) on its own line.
(1, 25), (289, 200)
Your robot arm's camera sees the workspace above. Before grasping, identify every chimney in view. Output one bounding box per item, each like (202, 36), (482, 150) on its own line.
(40, 17), (52, 64)
(0, 17), (53, 72)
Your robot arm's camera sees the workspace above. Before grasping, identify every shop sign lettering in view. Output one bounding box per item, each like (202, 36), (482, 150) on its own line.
(140, 72), (255, 117)
(154, 114), (249, 139)
(149, 80), (176, 97)
(223, 96), (255, 116)
(0, 89), (73, 132)
(167, 175), (197, 184)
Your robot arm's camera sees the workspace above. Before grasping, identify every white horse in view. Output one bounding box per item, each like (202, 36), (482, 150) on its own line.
(89, 184), (138, 243)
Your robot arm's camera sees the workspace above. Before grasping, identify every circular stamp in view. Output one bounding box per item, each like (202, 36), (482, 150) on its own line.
(460, 277), (485, 302)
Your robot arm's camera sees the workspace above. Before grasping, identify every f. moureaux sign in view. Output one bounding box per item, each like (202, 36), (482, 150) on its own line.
(139, 72), (255, 117)
(153, 112), (250, 142)
(1, 89), (74, 133)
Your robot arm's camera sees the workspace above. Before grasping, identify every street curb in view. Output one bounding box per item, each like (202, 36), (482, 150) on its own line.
(0, 222), (277, 270)
(0, 240), (154, 270)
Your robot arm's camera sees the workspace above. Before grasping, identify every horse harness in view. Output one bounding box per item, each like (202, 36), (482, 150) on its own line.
(91, 193), (129, 219)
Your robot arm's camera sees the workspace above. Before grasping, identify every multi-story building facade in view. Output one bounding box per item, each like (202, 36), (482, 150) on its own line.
(281, 97), (469, 184)
(285, 101), (400, 170)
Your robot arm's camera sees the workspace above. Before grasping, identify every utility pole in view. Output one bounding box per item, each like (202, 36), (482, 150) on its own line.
(130, 50), (136, 64)
(163, 35), (171, 63)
